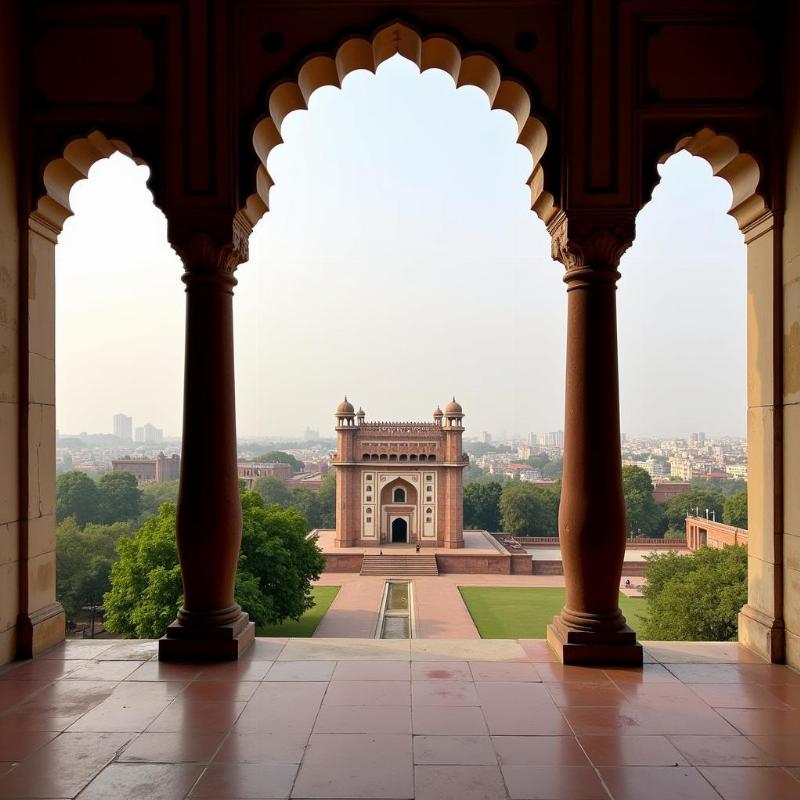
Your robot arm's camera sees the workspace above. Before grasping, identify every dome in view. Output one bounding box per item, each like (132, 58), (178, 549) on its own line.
(445, 397), (463, 415)
(357, 407), (365, 416)
(433, 406), (443, 418)
(336, 396), (355, 415)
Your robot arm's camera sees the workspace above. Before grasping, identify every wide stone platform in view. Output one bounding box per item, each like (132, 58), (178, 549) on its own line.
(1, 638), (799, 799)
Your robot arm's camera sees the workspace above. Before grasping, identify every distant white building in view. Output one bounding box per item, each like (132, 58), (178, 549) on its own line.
(135, 423), (164, 444)
(727, 463), (748, 480)
(113, 413), (132, 440)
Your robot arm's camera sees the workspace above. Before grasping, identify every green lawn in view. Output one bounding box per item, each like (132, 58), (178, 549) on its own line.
(459, 586), (648, 639)
(256, 586), (340, 637)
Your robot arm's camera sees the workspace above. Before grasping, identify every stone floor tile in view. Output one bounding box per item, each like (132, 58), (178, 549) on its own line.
(411, 662), (473, 681)
(492, 735), (589, 766)
(412, 705), (489, 735)
(413, 735), (497, 765)
(469, 662), (540, 682)
(125, 662), (203, 682)
(0, 763), (13, 776)
(191, 762), (298, 798)
(68, 681), (186, 732)
(117, 730), (227, 763)
(668, 734), (779, 766)
(598, 765), (721, 800)
(687, 682), (792, 709)
(0, 658), (92, 682)
(0, 680), (50, 712)
(0, 728), (58, 761)
(411, 639), (527, 662)
(666, 663), (800, 685)
(181, 680), (259, 702)
(699, 766), (800, 800)
(502, 765), (607, 799)
(313, 704), (412, 734)
(717, 708), (800, 736)
(332, 660), (411, 681)
(245, 638), (287, 660)
(96, 641), (159, 661)
(546, 681), (627, 707)
(415, 764), (507, 800)
(78, 762), (203, 800)
(62, 660), (142, 682)
(746, 736), (800, 766)
(236, 682), (327, 733)
(517, 640), (559, 662)
(643, 642), (766, 664)
(324, 680), (410, 706)
(39, 641), (115, 660)
(213, 731), (309, 764)
(603, 664), (679, 684)
(476, 682), (569, 736)
(764, 683), (800, 708)
(264, 661), (336, 682)
(292, 733), (413, 798)
(535, 664), (612, 683)
(610, 681), (702, 704)
(194, 659), (272, 681)
(0, 731), (132, 798)
(279, 638), (410, 661)
(579, 734), (687, 766)
(147, 700), (246, 733)
(411, 680), (479, 707)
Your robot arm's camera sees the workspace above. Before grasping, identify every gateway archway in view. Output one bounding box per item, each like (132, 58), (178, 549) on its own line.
(391, 517), (409, 544)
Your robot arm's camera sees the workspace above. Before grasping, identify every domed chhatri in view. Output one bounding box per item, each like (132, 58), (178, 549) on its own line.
(336, 396), (355, 415)
(445, 396), (463, 415)
(331, 400), (466, 549)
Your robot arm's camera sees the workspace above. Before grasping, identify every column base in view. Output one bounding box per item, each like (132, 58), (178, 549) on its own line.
(159, 610), (255, 661)
(547, 616), (643, 665)
(738, 604), (785, 663)
(17, 602), (66, 659)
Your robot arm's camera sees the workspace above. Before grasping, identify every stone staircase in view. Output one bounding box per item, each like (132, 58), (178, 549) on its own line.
(360, 554), (439, 576)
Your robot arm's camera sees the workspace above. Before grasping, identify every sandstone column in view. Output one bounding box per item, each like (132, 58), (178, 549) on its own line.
(159, 235), (254, 660)
(546, 217), (642, 665)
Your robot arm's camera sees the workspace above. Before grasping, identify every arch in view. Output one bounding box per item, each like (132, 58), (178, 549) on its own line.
(242, 21), (558, 235)
(389, 454), (398, 462)
(428, 455), (437, 462)
(399, 454), (408, 461)
(393, 486), (407, 503)
(33, 130), (149, 234)
(419, 454), (427, 462)
(654, 127), (767, 231)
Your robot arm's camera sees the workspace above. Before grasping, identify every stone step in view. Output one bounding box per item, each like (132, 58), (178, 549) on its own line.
(360, 555), (439, 576)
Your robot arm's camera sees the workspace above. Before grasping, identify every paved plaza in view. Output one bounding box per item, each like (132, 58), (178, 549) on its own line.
(1, 638), (799, 799)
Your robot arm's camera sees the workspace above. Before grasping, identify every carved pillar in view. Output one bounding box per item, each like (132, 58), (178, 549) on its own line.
(546, 215), (643, 665)
(159, 233), (254, 661)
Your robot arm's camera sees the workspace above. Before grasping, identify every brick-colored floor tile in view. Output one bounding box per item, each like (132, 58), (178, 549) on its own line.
(413, 735), (497, 765)
(117, 731), (227, 763)
(412, 705), (488, 735)
(191, 762), (297, 798)
(213, 731), (308, 764)
(147, 700), (246, 733)
(180, 680), (259, 702)
(314, 704), (412, 734)
(493, 735), (589, 766)
(746, 736), (800, 766)
(415, 765), (507, 800)
(0, 728), (58, 761)
(324, 680), (410, 706)
(412, 680), (479, 707)
(598, 765), (721, 800)
(469, 662), (540, 682)
(699, 766), (800, 800)
(292, 733), (413, 798)
(264, 661), (336, 682)
(332, 660), (411, 681)
(502, 765), (607, 799)
(547, 681), (627, 707)
(79, 762), (202, 800)
(411, 662), (473, 681)
(669, 734), (779, 766)
(717, 708), (800, 736)
(687, 683), (792, 709)
(578, 735), (686, 766)
(235, 682), (327, 734)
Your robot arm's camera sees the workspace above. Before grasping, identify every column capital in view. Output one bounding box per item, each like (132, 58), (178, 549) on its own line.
(548, 211), (635, 274)
(172, 210), (253, 275)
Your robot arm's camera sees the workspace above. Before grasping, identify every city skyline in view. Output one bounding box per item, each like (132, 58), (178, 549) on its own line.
(55, 55), (746, 439)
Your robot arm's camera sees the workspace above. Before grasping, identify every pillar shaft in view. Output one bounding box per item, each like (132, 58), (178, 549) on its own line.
(546, 218), (642, 665)
(159, 253), (254, 660)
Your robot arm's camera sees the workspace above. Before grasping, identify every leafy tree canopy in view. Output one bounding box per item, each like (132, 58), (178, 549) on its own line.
(140, 480), (180, 519)
(56, 471), (101, 526)
(97, 471), (142, 524)
(664, 487), (725, 531)
(317, 471), (336, 529)
(104, 493), (325, 638)
(640, 546), (747, 641)
(691, 477), (747, 497)
(253, 476), (292, 507)
(289, 487), (322, 530)
(499, 482), (559, 536)
(540, 458), (564, 480)
(622, 465), (665, 537)
(723, 490), (748, 529)
(463, 481), (503, 531)
(253, 451), (304, 472)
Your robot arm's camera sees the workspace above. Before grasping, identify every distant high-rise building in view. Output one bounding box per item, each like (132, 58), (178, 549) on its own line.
(304, 427), (320, 441)
(143, 423), (164, 444)
(113, 413), (133, 440)
(538, 430), (564, 448)
(479, 431), (492, 443)
(134, 426), (145, 443)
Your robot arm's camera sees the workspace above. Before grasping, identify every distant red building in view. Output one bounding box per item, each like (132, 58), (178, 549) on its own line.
(652, 481), (691, 504)
(686, 516), (748, 550)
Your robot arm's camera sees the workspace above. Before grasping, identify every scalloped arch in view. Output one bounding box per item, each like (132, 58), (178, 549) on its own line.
(243, 22), (558, 232)
(656, 127), (767, 230)
(33, 130), (146, 233)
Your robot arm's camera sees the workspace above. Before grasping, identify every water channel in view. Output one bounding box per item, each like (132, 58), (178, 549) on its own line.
(376, 580), (414, 639)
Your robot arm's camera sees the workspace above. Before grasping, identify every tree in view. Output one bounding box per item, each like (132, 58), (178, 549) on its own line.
(540, 458), (563, 480)
(289, 487), (322, 530)
(56, 518), (134, 622)
(463, 481), (502, 531)
(664, 487), (725, 531)
(252, 476), (291, 506)
(639, 545), (747, 640)
(56, 471), (101, 526)
(140, 480), (180, 518)
(97, 471), (142, 524)
(318, 471), (336, 528)
(622, 465), (664, 537)
(723, 490), (748, 529)
(104, 493), (325, 638)
(499, 482), (559, 536)
(254, 451), (304, 472)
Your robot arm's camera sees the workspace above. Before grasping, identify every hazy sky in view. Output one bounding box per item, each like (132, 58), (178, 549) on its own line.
(55, 55), (746, 440)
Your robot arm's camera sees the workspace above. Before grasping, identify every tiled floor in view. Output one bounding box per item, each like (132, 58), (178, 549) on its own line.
(0, 639), (799, 799)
